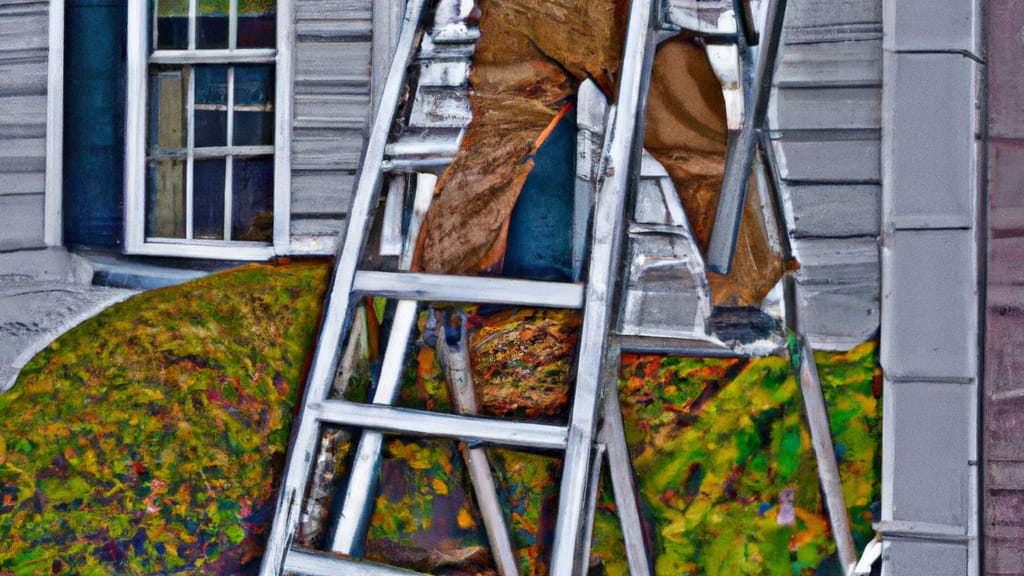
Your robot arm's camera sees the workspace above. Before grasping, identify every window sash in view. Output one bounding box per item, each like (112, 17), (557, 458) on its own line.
(126, 0), (291, 259)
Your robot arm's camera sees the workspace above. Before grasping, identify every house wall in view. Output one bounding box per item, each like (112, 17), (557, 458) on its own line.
(0, 0), (51, 252)
(879, 0), (982, 574)
(768, 0), (883, 351)
(288, 0), (376, 254)
(984, 0), (1024, 573)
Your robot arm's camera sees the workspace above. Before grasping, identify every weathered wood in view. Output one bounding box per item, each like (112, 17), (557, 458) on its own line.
(293, 94), (370, 129)
(295, 41), (372, 82)
(295, 0), (371, 22)
(296, 20), (372, 42)
(289, 216), (346, 238)
(291, 131), (365, 170)
(290, 170), (355, 215)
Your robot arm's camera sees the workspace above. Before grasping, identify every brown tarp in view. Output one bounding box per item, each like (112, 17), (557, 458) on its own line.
(414, 0), (782, 306)
(413, 0), (627, 275)
(644, 38), (784, 306)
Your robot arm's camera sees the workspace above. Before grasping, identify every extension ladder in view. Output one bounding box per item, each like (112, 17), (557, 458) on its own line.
(259, 0), (658, 573)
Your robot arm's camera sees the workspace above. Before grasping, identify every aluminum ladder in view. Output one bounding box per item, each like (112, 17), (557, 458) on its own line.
(258, 0), (658, 573)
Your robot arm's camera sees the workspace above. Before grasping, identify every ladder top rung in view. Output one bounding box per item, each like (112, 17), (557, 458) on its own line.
(284, 547), (428, 576)
(311, 399), (569, 451)
(353, 270), (585, 309)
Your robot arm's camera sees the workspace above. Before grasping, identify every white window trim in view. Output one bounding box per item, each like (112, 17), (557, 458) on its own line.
(125, 0), (292, 261)
(44, 0), (65, 247)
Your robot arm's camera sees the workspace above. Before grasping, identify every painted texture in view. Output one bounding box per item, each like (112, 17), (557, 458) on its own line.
(985, 0), (1024, 572)
(324, 304), (881, 575)
(0, 262), (330, 574)
(0, 0), (49, 251)
(0, 267), (879, 574)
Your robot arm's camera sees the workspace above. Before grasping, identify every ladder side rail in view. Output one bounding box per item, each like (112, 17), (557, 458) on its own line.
(330, 299), (420, 555)
(705, 0), (788, 274)
(259, 0), (429, 572)
(599, 342), (654, 576)
(547, 0), (656, 573)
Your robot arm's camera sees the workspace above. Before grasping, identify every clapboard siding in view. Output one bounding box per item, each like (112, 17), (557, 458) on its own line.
(0, 0), (48, 251)
(0, 193), (45, 251)
(0, 58), (47, 97)
(289, 0), (374, 253)
(291, 170), (355, 216)
(769, 0), (882, 350)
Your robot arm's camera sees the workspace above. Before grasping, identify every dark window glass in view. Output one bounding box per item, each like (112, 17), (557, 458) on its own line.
(194, 65), (228, 147)
(233, 65), (274, 146)
(232, 157), (274, 241)
(238, 0), (276, 48)
(155, 0), (188, 50)
(193, 159), (226, 239)
(196, 0), (229, 49)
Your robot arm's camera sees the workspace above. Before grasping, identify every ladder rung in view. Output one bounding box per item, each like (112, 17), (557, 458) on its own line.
(284, 547), (428, 575)
(353, 270), (585, 309)
(615, 334), (743, 357)
(311, 399), (569, 450)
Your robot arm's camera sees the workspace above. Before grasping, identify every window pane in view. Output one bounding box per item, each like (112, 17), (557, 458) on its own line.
(232, 157), (274, 241)
(194, 65), (228, 147)
(197, 0), (229, 49)
(193, 159), (226, 239)
(148, 69), (187, 150)
(146, 160), (186, 238)
(155, 0), (188, 50)
(238, 0), (276, 48)
(232, 65), (275, 146)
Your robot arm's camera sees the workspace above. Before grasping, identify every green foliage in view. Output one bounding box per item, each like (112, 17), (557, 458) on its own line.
(618, 342), (882, 575)
(0, 262), (330, 574)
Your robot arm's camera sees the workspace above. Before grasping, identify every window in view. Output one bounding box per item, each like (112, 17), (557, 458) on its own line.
(126, 0), (290, 259)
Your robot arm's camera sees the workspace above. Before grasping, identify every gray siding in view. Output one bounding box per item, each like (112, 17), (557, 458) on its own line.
(768, 0), (883, 351)
(879, 0), (982, 573)
(289, 0), (374, 253)
(0, 0), (49, 251)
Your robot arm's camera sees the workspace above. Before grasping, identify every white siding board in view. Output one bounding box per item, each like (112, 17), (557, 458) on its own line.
(295, 0), (371, 22)
(782, 184), (880, 238)
(0, 172), (45, 196)
(770, 86), (880, 131)
(0, 59), (47, 97)
(294, 94), (370, 130)
(0, 193), (45, 250)
(772, 139), (880, 183)
(0, 137), (45, 173)
(296, 20), (372, 41)
(291, 131), (365, 170)
(291, 170), (355, 215)
(295, 41), (372, 83)
(776, 40), (882, 88)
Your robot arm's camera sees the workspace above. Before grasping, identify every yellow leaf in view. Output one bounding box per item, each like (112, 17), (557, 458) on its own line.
(432, 477), (448, 496)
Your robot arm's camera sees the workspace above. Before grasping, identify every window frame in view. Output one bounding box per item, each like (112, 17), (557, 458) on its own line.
(125, 0), (292, 260)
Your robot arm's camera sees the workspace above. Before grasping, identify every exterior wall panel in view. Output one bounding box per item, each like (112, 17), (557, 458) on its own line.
(289, 0), (373, 254)
(0, 0), (49, 253)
